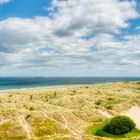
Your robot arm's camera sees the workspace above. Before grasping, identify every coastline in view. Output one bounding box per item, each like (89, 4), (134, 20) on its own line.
(0, 80), (139, 94)
(0, 83), (97, 93)
(0, 77), (140, 94)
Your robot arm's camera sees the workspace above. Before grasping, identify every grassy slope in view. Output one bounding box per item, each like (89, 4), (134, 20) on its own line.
(0, 82), (139, 140)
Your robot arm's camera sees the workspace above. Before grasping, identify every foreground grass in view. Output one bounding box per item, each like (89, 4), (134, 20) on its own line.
(0, 81), (139, 139)
(88, 121), (140, 140)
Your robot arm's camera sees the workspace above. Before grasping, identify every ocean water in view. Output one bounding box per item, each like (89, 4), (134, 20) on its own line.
(0, 77), (140, 91)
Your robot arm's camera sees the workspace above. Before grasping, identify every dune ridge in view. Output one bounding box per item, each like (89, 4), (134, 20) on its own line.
(0, 82), (139, 139)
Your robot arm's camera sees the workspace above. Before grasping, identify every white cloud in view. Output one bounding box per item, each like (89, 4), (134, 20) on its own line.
(49, 0), (138, 36)
(0, 0), (139, 76)
(0, 0), (11, 5)
(135, 26), (140, 30)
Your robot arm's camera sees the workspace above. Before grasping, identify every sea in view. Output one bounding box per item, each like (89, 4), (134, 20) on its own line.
(0, 77), (140, 91)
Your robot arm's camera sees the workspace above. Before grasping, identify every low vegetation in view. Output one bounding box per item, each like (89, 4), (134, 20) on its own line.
(0, 81), (139, 139)
(88, 119), (140, 140)
(103, 116), (135, 135)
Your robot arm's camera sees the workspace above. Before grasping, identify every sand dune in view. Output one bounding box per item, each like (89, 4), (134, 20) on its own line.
(0, 81), (139, 139)
(122, 106), (140, 130)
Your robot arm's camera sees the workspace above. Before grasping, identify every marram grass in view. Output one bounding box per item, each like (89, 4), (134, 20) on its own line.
(0, 82), (139, 139)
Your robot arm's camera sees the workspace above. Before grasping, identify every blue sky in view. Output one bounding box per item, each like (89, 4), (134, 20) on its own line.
(0, 0), (140, 77)
(0, 0), (51, 20)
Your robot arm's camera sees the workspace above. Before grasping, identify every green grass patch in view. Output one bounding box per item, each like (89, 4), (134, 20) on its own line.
(88, 121), (140, 140)
(87, 121), (106, 135)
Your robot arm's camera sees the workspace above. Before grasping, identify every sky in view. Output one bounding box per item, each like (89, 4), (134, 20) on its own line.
(0, 0), (140, 77)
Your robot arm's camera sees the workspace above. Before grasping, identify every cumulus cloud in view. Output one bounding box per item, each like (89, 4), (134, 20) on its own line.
(49, 0), (138, 36)
(0, 0), (139, 76)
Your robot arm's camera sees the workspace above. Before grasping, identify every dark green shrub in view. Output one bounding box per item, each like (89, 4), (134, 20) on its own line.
(103, 116), (135, 135)
(53, 91), (57, 97)
(30, 95), (33, 100)
(25, 114), (31, 120)
(29, 107), (34, 111)
(136, 81), (140, 84)
(95, 100), (102, 105)
(105, 104), (113, 110)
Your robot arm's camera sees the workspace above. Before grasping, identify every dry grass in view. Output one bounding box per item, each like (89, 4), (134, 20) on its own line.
(0, 81), (139, 140)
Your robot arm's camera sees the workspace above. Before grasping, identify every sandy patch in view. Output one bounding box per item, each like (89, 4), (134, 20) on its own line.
(122, 106), (140, 130)
(97, 109), (112, 118)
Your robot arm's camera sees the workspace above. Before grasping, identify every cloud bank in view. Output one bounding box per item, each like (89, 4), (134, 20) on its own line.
(0, 0), (139, 76)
